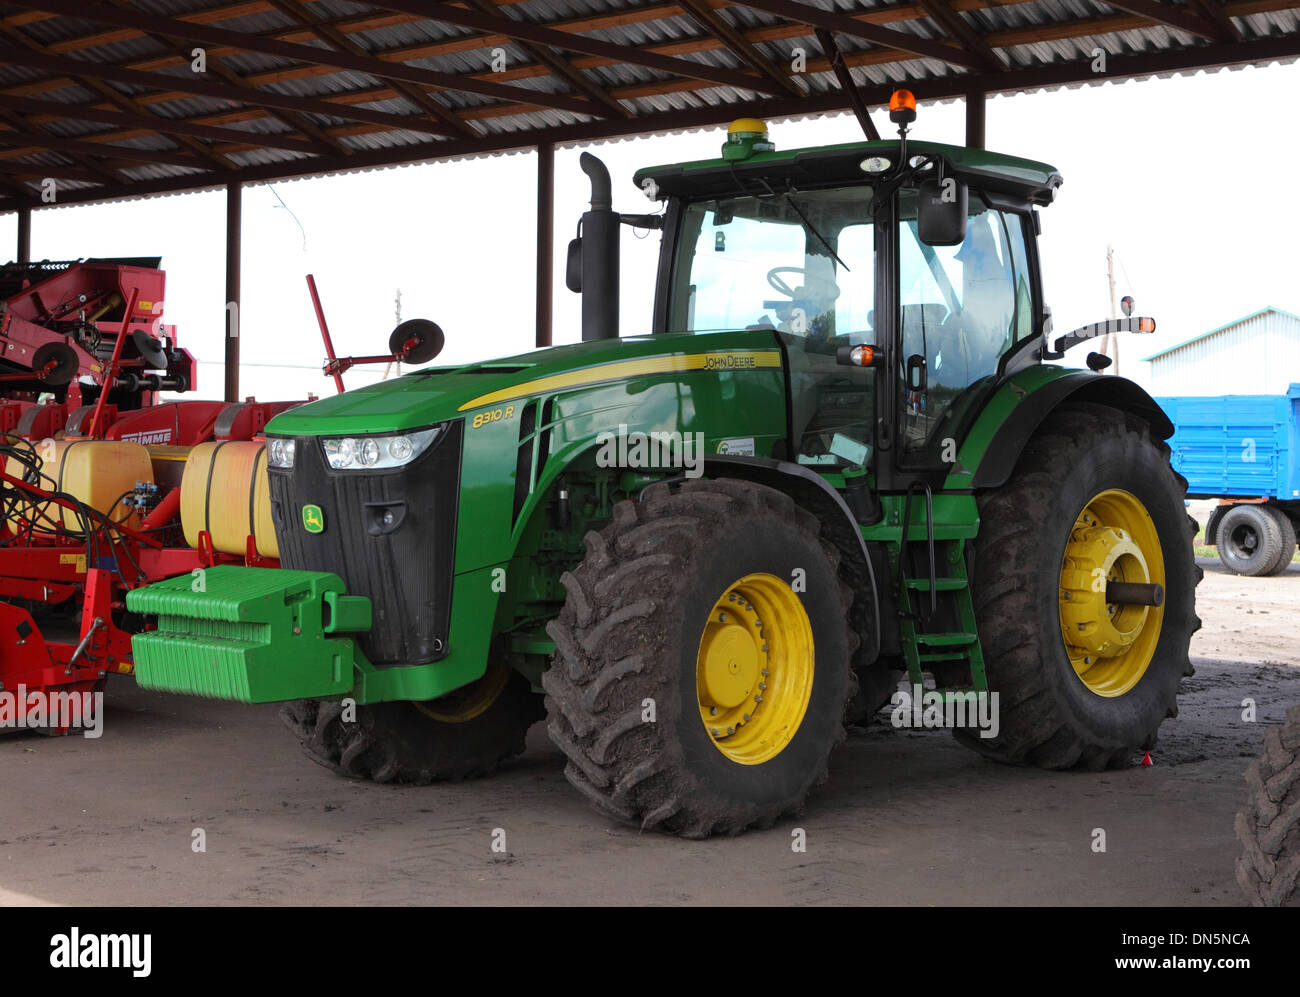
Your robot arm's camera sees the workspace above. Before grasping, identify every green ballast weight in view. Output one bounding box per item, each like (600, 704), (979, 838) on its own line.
(126, 565), (372, 704)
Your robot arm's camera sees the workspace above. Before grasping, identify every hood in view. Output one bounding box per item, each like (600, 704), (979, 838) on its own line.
(266, 329), (783, 437)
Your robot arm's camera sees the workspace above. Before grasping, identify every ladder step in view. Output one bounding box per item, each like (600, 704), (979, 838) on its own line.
(915, 632), (978, 648)
(917, 652), (970, 664)
(904, 577), (967, 591)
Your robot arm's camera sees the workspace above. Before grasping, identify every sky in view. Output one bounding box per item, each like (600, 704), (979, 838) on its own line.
(3, 60), (1298, 401)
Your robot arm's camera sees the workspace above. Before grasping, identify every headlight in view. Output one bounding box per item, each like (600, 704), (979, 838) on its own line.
(321, 427), (441, 470)
(267, 437), (296, 468)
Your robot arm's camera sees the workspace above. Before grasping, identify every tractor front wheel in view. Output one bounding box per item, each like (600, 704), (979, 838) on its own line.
(543, 479), (853, 837)
(957, 403), (1200, 769)
(280, 664), (544, 783)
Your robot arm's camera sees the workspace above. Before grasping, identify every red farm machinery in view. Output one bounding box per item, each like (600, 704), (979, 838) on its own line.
(0, 256), (303, 729)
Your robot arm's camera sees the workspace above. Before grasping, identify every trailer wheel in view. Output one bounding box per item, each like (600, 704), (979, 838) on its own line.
(543, 479), (854, 838)
(1236, 704), (1300, 906)
(279, 664), (543, 783)
(1217, 504), (1284, 576)
(1262, 506), (1296, 576)
(956, 403), (1200, 769)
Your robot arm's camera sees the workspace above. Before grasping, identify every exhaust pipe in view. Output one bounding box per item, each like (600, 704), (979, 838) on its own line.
(577, 152), (619, 342)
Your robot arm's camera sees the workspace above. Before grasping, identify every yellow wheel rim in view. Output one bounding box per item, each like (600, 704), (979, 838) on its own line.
(1058, 489), (1165, 698)
(414, 663), (511, 724)
(696, 572), (814, 765)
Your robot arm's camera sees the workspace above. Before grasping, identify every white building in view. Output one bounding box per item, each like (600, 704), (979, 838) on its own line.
(1142, 307), (1300, 397)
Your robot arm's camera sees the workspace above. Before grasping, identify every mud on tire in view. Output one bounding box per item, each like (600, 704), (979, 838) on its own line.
(542, 478), (856, 838)
(280, 668), (543, 784)
(1236, 704), (1300, 906)
(955, 403), (1201, 770)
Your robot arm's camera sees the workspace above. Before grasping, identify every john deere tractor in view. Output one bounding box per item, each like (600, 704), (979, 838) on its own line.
(129, 93), (1200, 838)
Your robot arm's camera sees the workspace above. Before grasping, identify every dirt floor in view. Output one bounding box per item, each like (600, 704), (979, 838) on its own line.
(2, 553), (1298, 907)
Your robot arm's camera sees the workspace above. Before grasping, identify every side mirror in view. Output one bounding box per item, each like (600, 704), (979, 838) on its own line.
(917, 178), (967, 246)
(565, 237), (582, 293)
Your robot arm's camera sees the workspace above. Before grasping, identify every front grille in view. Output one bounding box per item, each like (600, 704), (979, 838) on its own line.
(267, 422), (462, 666)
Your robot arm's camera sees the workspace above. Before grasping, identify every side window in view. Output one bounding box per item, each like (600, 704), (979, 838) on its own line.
(832, 222), (875, 340)
(898, 192), (1028, 462)
(999, 211), (1035, 342)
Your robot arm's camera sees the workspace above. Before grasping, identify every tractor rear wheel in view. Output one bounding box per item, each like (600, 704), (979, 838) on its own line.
(1236, 704), (1300, 906)
(543, 479), (854, 837)
(279, 664), (543, 783)
(1216, 504), (1284, 576)
(956, 403), (1200, 769)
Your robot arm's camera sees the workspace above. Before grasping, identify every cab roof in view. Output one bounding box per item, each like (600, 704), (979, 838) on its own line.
(634, 139), (1063, 207)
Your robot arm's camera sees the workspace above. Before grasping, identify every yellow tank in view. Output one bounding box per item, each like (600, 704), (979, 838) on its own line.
(5, 439), (153, 532)
(180, 441), (278, 558)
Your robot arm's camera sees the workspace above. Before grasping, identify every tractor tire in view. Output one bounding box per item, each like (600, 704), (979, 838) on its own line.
(1263, 506), (1296, 576)
(1216, 504), (1284, 576)
(845, 663), (905, 726)
(1236, 704), (1300, 906)
(279, 665), (543, 783)
(543, 478), (855, 838)
(955, 403), (1200, 770)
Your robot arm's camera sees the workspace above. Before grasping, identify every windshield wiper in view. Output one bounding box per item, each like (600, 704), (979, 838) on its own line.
(781, 190), (850, 273)
(745, 175), (849, 273)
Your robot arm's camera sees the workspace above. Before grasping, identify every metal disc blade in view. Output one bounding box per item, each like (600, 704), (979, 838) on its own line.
(389, 319), (444, 365)
(132, 328), (169, 368)
(31, 342), (79, 387)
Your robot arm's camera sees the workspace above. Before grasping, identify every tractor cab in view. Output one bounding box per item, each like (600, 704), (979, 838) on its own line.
(630, 98), (1061, 491)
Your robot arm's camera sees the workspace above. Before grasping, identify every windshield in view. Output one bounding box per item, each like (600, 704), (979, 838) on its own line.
(667, 187), (875, 340)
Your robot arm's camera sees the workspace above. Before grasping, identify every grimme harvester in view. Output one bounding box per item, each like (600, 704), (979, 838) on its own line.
(116, 93), (1205, 842)
(0, 256), (302, 725)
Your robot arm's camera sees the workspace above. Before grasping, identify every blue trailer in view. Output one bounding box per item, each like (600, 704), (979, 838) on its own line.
(1155, 385), (1300, 575)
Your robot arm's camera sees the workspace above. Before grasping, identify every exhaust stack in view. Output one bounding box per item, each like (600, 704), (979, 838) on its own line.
(574, 152), (619, 342)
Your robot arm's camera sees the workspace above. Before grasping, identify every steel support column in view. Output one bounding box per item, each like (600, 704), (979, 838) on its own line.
(224, 181), (240, 402)
(16, 202), (31, 265)
(965, 87), (986, 149)
(536, 141), (554, 348)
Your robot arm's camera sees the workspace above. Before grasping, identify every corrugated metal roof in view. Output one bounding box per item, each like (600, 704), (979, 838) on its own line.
(1, 0), (1298, 211)
(1145, 306), (1300, 361)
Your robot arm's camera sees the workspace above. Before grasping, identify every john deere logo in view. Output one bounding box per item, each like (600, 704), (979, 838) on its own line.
(302, 504), (325, 534)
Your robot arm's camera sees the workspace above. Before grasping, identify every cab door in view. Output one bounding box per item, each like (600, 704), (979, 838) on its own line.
(892, 189), (1038, 474)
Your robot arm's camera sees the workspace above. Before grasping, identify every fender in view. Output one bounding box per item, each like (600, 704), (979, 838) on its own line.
(1205, 504), (1228, 546)
(954, 369), (1175, 491)
(702, 453), (881, 665)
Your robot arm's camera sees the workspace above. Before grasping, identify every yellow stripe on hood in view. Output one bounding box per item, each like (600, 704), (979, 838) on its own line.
(457, 350), (782, 412)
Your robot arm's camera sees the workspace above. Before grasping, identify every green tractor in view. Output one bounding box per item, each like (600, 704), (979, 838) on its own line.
(129, 93), (1200, 838)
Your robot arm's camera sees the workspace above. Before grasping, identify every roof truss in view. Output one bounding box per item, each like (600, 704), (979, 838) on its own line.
(0, 0), (1296, 210)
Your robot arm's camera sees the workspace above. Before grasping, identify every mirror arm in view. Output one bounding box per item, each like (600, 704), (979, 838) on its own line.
(619, 213), (664, 230)
(1041, 316), (1156, 360)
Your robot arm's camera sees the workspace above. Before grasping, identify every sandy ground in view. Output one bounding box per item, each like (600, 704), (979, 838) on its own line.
(1, 557), (1298, 907)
